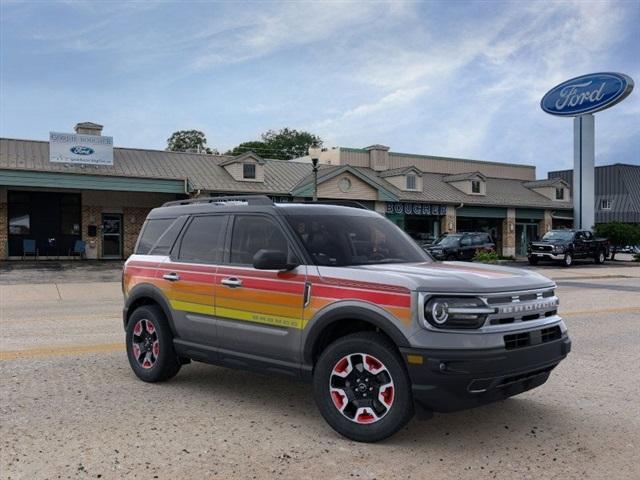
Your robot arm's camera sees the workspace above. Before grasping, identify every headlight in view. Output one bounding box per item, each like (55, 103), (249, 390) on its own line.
(555, 245), (565, 253)
(424, 297), (495, 329)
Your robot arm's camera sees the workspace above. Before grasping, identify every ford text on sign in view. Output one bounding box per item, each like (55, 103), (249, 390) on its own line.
(49, 132), (114, 166)
(541, 72), (634, 116)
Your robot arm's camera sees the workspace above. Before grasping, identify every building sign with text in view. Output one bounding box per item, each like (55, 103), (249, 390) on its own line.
(49, 132), (114, 166)
(386, 202), (447, 216)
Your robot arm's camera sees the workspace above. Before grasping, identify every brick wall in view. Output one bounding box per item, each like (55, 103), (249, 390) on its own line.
(81, 205), (103, 259)
(502, 208), (516, 257)
(440, 205), (457, 233)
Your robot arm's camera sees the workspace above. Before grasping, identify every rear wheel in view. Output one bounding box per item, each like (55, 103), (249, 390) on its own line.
(126, 305), (181, 382)
(562, 253), (573, 267)
(313, 332), (414, 442)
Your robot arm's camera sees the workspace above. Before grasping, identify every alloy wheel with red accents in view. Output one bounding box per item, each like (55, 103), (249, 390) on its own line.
(313, 331), (414, 442)
(131, 319), (160, 369)
(329, 353), (395, 424)
(126, 305), (181, 383)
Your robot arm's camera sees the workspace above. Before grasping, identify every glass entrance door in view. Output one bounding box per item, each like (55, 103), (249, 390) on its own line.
(102, 213), (122, 259)
(516, 223), (538, 257)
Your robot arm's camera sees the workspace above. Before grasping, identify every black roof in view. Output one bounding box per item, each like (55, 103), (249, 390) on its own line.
(148, 195), (378, 220)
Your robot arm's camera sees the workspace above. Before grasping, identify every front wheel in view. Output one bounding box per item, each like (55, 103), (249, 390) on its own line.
(562, 253), (573, 267)
(313, 332), (414, 442)
(595, 250), (606, 264)
(126, 305), (181, 382)
(528, 256), (539, 265)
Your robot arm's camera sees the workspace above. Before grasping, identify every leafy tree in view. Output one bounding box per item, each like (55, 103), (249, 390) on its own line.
(167, 130), (217, 154)
(226, 128), (322, 160)
(594, 222), (640, 260)
(225, 141), (269, 157)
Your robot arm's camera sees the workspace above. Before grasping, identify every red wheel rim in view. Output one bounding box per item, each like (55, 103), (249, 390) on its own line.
(329, 353), (395, 424)
(131, 319), (159, 369)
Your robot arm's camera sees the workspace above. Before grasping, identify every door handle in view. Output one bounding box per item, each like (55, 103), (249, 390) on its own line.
(221, 277), (243, 288)
(162, 272), (180, 282)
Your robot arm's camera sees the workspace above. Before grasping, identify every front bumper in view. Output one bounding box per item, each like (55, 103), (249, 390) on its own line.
(400, 334), (571, 413)
(529, 251), (564, 260)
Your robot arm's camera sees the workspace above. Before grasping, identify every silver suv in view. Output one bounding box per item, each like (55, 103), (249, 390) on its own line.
(123, 196), (571, 442)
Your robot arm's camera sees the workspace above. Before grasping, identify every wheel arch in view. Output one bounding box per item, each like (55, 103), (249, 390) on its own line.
(124, 284), (176, 336)
(302, 304), (410, 367)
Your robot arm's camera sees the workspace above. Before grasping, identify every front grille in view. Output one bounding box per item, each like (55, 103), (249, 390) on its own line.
(504, 326), (562, 350)
(498, 365), (556, 387)
(485, 289), (558, 327)
(534, 244), (553, 252)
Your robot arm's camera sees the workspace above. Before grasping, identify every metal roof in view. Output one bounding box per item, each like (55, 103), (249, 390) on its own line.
(1, 137), (572, 210)
(443, 171), (486, 182)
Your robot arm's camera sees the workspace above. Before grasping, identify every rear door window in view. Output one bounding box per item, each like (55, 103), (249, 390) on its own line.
(177, 215), (227, 264)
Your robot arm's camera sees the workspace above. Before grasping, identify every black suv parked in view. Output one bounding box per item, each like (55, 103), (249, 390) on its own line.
(426, 232), (496, 261)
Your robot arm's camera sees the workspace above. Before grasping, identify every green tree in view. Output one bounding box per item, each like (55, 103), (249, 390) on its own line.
(594, 222), (640, 260)
(226, 128), (322, 160)
(167, 130), (217, 154)
(225, 141), (268, 157)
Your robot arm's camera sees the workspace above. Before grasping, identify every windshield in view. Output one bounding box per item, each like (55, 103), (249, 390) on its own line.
(432, 235), (461, 247)
(285, 214), (429, 266)
(542, 231), (574, 241)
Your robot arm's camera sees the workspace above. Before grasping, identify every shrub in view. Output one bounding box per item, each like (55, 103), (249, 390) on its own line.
(594, 222), (640, 260)
(473, 250), (499, 264)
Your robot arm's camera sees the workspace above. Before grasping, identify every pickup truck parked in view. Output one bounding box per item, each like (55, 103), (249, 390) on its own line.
(528, 230), (609, 267)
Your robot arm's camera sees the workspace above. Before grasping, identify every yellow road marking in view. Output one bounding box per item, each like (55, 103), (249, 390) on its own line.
(0, 342), (124, 361)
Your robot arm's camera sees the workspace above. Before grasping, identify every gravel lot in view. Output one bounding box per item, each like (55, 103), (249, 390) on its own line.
(1, 261), (639, 479)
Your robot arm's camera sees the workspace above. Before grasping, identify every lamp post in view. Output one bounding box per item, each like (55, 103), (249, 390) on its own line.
(308, 144), (321, 202)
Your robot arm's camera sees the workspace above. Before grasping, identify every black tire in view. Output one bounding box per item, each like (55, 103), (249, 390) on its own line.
(313, 332), (414, 442)
(594, 250), (606, 264)
(562, 253), (573, 267)
(528, 256), (539, 265)
(126, 305), (181, 382)
(446, 254), (456, 261)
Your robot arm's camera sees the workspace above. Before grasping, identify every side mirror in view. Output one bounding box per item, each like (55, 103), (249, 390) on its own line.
(252, 249), (297, 271)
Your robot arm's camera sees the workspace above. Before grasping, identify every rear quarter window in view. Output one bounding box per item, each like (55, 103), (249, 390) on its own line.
(135, 218), (176, 255)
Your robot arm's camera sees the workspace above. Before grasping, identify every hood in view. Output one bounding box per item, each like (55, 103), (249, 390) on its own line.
(347, 261), (555, 293)
(531, 239), (570, 245)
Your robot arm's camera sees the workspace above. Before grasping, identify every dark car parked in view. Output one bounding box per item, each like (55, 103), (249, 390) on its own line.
(426, 232), (495, 261)
(528, 230), (609, 267)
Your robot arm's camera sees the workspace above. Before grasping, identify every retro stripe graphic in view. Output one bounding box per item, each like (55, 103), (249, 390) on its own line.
(124, 261), (412, 330)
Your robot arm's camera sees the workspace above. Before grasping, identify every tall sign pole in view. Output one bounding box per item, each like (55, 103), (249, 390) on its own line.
(541, 72), (633, 230)
(573, 114), (595, 229)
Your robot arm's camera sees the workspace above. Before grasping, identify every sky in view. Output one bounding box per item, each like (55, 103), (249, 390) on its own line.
(1, 0), (638, 177)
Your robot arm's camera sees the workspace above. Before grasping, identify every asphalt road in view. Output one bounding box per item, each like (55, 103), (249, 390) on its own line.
(1, 263), (639, 479)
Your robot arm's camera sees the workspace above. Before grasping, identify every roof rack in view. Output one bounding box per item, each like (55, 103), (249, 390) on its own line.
(162, 195), (274, 207)
(303, 200), (369, 209)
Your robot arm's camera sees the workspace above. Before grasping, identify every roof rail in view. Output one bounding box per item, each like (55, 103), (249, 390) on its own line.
(162, 195), (274, 207)
(303, 200), (369, 209)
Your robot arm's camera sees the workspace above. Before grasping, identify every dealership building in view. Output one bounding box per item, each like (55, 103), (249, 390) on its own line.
(1, 122), (577, 261)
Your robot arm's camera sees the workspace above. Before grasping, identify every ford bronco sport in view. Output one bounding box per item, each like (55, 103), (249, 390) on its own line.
(123, 196), (571, 442)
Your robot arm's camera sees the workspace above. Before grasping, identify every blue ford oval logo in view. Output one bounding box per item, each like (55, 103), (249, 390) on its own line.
(541, 72), (633, 116)
(70, 146), (95, 155)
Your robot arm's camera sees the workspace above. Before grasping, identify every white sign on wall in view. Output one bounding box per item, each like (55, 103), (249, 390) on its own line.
(49, 132), (114, 165)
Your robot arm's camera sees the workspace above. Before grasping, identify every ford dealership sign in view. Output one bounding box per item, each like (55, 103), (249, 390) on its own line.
(541, 72), (634, 116)
(50, 132), (113, 165)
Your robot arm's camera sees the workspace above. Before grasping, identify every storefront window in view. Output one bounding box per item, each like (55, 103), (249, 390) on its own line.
(8, 192), (30, 234)
(9, 209), (30, 234)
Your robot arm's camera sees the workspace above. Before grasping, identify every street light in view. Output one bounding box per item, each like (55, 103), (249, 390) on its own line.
(308, 144), (321, 202)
